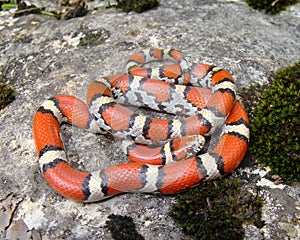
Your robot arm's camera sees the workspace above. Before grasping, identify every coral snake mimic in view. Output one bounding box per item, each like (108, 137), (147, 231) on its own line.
(33, 48), (250, 202)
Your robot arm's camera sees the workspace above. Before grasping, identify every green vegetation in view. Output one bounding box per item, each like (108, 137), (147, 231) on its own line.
(0, 0), (87, 19)
(105, 214), (144, 240)
(0, 83), (15, 110)
(245, 0), (299, 14)
(113, 0), (160, 13)
(0, 0), (16, 10)
(1, 0), (160, 19)
(170, 177), (264, 240)
(250, 62), (300, 183)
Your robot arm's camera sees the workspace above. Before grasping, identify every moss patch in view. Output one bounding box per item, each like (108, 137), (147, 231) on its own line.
(245, 0), (299, 14)
(105, 214), (144, 240)
(113, 0), (160, 13)
(249, 62), (300, 183)
(0, 83), (15, 110)
(170, 177), (264, 240)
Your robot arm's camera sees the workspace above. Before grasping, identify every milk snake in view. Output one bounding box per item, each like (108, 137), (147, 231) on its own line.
(33, 48), (249, 202)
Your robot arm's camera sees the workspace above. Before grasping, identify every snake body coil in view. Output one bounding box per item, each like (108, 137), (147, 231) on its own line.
(33, 49), (249, 202)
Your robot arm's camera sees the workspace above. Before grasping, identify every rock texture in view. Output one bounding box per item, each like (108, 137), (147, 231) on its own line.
(0, 0), (299, 239)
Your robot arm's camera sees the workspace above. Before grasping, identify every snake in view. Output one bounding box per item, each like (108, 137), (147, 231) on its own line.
(33, 48), (250, 202)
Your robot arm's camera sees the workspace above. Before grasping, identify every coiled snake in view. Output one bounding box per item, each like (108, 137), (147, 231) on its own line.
(33, 48), (249, 202)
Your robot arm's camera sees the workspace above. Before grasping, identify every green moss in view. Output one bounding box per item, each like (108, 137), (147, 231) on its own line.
(245, 0), (299, 14)
(105, 214), (144, 240)
(113, 0), (160, 13)
(250, 62), (300, 183)
(0, 83), (15, 110)
(170, 177), (264, 240)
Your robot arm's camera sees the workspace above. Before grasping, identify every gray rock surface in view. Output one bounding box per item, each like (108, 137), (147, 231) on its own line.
(0, 0), (299, 239)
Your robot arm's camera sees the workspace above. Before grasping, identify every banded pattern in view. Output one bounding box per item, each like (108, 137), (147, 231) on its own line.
(33, 48), (249, 202)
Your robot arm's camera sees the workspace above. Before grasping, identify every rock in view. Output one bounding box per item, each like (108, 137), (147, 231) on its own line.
(0, 0), (299, 239)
